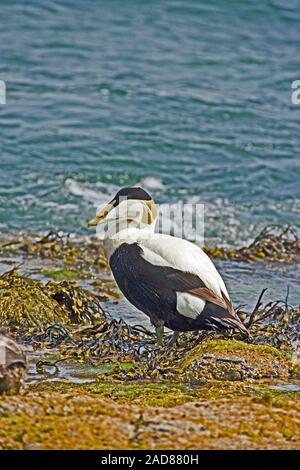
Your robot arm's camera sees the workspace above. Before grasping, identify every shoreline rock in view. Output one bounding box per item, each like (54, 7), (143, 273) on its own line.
(0, 225), (299, 449)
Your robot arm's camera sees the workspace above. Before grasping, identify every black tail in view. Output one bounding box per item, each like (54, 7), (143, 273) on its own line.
(207, 314), (249, 337)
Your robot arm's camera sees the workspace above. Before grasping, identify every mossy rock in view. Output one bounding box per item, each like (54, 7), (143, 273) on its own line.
(42, 269), (80, 281)
(177, 339), (294, 382)
(1, 381), (300, 449)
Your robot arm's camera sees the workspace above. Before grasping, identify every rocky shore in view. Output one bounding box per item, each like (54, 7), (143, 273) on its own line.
(0, 225), (299, 449)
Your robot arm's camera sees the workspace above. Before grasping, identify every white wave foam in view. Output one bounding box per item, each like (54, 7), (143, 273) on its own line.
(65, 178), (118, 207)
(138, 176), (165, 191)
(65, 177), (165, 208)
(157, 196), (300, 247)
(64, 178), (299, 247)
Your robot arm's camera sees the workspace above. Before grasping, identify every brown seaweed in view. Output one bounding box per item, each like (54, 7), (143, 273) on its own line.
(0, 269), (106, 332)
(204, 224), (300, 262)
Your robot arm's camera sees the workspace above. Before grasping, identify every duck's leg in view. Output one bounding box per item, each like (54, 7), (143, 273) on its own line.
(154, 320), (164, 347)
(167, 331), (180, 347)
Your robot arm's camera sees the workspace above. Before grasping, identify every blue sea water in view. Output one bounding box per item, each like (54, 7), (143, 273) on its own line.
(0, 0), (299, 247)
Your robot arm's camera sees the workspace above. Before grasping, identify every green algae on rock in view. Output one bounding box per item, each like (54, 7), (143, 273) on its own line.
(1, 380), (300, 449)
(42, 269), (80, 281)
(176, 339), (292, 383)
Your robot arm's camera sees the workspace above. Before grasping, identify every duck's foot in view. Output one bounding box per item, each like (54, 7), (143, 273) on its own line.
(166, 331), (180, 347)
(155, 321), (164, 348)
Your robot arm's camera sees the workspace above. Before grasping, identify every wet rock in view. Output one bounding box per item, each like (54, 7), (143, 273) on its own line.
(0, 232), (109, 277)
(1, 384), (300, 449)
(0, 332), (26, 395)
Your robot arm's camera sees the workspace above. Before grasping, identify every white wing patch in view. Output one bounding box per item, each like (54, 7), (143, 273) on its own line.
(176, 292), (205, 319)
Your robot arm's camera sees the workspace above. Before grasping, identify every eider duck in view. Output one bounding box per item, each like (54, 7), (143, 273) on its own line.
(88, 187), (248, 345)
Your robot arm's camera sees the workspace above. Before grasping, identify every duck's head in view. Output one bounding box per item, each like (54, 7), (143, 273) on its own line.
(88, 187), (157, 236)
